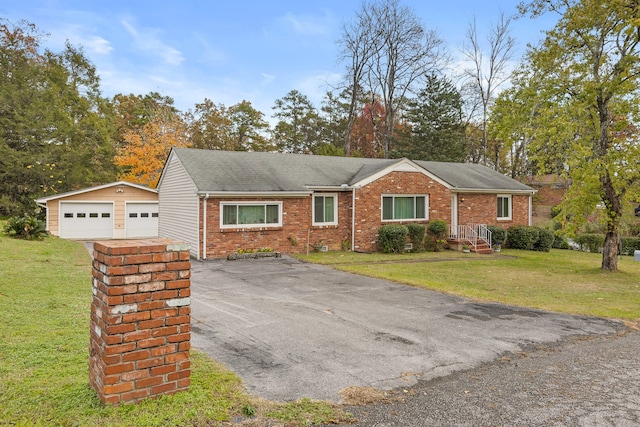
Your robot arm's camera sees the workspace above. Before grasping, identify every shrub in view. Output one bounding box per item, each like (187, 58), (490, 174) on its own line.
(427, 219), (448, 252)
(3, 214), (48, 240)
(575, 233), (604, 253)
(487, 225), (506, 245)
(533, 227), (555, 252)
(506, 225), (538, 250)
(406, 223), (425, 252)
(552, 232), (570, 249)
(377, 224), (408, 254)
(427, 219), (447, 238)
(620, 237), (640, 256)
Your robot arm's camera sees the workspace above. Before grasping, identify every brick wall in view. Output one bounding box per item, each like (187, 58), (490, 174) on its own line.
(201, 193), (351, 258)
(353, 171), (452, 252)
(197, 174), (532, 258)
(457, 193), (530, 228)
(89, 239), (191, 405)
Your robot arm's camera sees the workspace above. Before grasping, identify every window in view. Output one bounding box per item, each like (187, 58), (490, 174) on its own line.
(77, 213), (86, 218)
(221, 202), (282, 228)
(129, 213), (138, 218)
(64, 213), (73, 218)
(141, 212), (149, 218)
(89, 213), (98, 218)
(151, 212), (159, 218)
(382, 195), (427, 221)
(101, 213), (111, 218)
(313, 194), (337, 225)
(497, 195), (512, 220)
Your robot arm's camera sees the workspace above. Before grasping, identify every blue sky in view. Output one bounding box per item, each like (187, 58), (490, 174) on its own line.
(2, 1), (557, 116)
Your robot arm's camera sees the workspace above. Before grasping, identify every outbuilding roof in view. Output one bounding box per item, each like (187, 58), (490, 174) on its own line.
(35, 181), (157, 204)
(165, 148), (534, 194)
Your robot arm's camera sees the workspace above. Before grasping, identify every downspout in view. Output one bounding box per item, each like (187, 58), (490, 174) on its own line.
(351, 187), (356, 252)
(202, 194), (209, 260)
(528, 194), (533, 226)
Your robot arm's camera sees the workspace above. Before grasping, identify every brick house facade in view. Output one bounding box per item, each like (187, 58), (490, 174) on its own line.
(158, 148), (536, 259)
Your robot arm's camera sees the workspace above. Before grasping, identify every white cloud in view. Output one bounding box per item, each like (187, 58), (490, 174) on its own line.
(120, 18), (185, 66)
(275, 11), (333, 37)
(83, 36), (113, 55)
(261, 73), (276, 85)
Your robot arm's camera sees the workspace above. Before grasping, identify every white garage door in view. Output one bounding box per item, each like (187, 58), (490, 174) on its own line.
(59, 202), (114, 239)
(125, 203), (159, 238)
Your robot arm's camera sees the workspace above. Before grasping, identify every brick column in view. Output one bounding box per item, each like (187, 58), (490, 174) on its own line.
(89, 238), (191, 405)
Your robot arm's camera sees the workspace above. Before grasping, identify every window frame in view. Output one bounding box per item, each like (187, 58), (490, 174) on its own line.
(312, 193), (338, 226)
(497, 194), (512, 220)
(220, 201), (283, 229)
(381, 194), (429, 222)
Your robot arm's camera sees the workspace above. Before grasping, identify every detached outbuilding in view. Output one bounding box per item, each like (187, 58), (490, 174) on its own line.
(36, 181), (159, 239)
(157, 148), (536, 259)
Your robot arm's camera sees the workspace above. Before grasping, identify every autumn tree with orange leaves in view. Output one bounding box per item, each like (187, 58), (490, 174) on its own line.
(114, 108), (190, 188)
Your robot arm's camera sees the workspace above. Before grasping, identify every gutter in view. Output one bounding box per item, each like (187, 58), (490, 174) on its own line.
(196, 191), (311, 197)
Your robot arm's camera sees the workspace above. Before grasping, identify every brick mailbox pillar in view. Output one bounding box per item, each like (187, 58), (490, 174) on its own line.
(89, 238), (191, 405)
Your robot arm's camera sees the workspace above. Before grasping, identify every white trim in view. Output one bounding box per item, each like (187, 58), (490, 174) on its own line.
(354, 158), (452, 189)
(203, 195), (209, 260)
(451, 194), (458, 232)
(312, 193), (338, 226)
(197, 191), (311, 198)
(220, 201), (283, 229)
(381, 194), (429, 222)
(452, 188), (535, 195)
(497, 194), (512, 221)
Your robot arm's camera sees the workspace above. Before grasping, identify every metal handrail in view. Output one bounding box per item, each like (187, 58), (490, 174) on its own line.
(449, 224), (492, 251)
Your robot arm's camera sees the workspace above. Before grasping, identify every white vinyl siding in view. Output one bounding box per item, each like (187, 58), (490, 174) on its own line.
(158, 154), (200, 258)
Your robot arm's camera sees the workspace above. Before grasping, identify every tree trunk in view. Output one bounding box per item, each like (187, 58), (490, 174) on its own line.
(601, 231), (619, 271)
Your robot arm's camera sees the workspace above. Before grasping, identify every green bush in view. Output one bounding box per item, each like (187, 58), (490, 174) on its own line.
(533, 227), (555, 252)
(620, 237), (640, 256)
(427, 219), (447, 238)
(3, 215), (48, 240)
(506, 225), (538, 250)
(377, 224), (408, 254)
(552, 232), (570, 249)
(487, 225), (506, 245)
(575, 233), (604, 253)
(406, 223), (425, 252)
(427, 219), (448, 252)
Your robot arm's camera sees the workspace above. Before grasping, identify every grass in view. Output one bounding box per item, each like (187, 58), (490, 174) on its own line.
(0, 231), (351, 426)
(297, 249), (640, 321)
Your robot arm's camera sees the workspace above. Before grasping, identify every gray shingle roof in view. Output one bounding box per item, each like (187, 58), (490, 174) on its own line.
(170, 148), (534, 194)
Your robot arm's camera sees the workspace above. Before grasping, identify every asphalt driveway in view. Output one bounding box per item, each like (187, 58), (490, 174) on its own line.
(190, 256), (623, 403)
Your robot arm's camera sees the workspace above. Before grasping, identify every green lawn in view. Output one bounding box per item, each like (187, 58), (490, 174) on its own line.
(297, 249), (640, 321)
(0, 233), (350, 426)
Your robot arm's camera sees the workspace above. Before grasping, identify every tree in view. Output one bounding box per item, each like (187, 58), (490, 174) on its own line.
(228, 100), (272, 151)
(393, 74), (467, 162)
(271, 90), (321, 153)
(350, 99), (387, 158)
(0, 19), (116, 215)
(188, 99), (235, 151)
(461, 13), (517, 168)
(518, 0), (640, 271)
(339, 0), (445, 158)
(110, 92), (177, 146)
(114, 110), (189, 188)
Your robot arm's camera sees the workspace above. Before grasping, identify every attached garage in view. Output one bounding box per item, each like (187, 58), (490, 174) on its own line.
(36, 181), (158, 240)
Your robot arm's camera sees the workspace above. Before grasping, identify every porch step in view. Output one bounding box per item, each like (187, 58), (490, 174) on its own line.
(472, 243), (493, 254)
